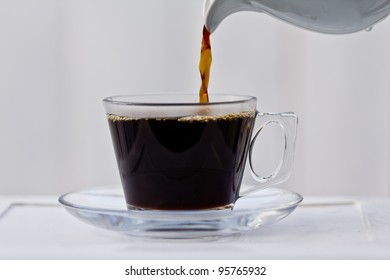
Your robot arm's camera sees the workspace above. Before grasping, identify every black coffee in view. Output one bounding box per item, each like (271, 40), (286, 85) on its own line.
(107, 112), (255, 210)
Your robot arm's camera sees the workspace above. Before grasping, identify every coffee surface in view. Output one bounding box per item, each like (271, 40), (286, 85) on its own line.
(108, 112), (255, 210)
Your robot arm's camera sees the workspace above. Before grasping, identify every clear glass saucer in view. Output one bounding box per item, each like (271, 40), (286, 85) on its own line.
(58, 185), (303, 239)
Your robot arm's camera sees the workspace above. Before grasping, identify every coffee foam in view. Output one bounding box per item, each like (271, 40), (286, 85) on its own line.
(107, 110), (255, 122)
(107, 114), (131, 121)
(177, 111), (255, 122)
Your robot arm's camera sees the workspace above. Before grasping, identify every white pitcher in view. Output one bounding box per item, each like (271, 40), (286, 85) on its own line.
(204, 0), (390, 34)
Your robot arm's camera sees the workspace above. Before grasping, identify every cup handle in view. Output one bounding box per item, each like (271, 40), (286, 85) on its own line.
(240, 112), (298, 196)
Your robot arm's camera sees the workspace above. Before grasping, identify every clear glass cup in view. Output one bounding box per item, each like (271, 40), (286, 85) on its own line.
(103, 94), (297, 211)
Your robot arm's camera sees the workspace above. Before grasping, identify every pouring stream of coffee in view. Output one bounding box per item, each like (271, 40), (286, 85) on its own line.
(199, 26), (212, 103)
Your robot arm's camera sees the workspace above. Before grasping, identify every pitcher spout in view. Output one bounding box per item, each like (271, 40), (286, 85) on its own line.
(204, 0), (261, 33)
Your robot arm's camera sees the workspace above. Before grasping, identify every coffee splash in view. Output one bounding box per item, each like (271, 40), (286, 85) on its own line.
(199, 25), (212, 103)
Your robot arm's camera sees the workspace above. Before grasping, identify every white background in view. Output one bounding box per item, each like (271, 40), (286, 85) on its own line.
(0, 0), (389, 197)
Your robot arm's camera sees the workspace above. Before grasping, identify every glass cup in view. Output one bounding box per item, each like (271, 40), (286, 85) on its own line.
(103, 94), (297, 211)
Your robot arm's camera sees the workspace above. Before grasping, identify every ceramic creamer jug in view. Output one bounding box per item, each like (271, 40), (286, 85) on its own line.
(204, 0), (390, 34)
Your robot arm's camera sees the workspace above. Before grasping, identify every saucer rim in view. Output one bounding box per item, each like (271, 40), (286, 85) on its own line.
(58, 185), (303, 238)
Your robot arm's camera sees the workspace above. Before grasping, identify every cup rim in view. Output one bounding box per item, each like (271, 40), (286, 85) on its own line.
(103, 93), (257, 106)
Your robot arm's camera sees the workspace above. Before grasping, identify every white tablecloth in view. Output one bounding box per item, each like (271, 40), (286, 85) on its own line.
(1, 194), (389, 259)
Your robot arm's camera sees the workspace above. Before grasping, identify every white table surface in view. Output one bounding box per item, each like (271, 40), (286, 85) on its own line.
(1, 193), (390, 260)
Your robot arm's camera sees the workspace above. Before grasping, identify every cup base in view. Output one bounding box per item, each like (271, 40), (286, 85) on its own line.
(126, 203), (235, 211)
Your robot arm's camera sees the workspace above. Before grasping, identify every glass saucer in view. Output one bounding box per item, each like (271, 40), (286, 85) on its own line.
(58, 185), (303, 239)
